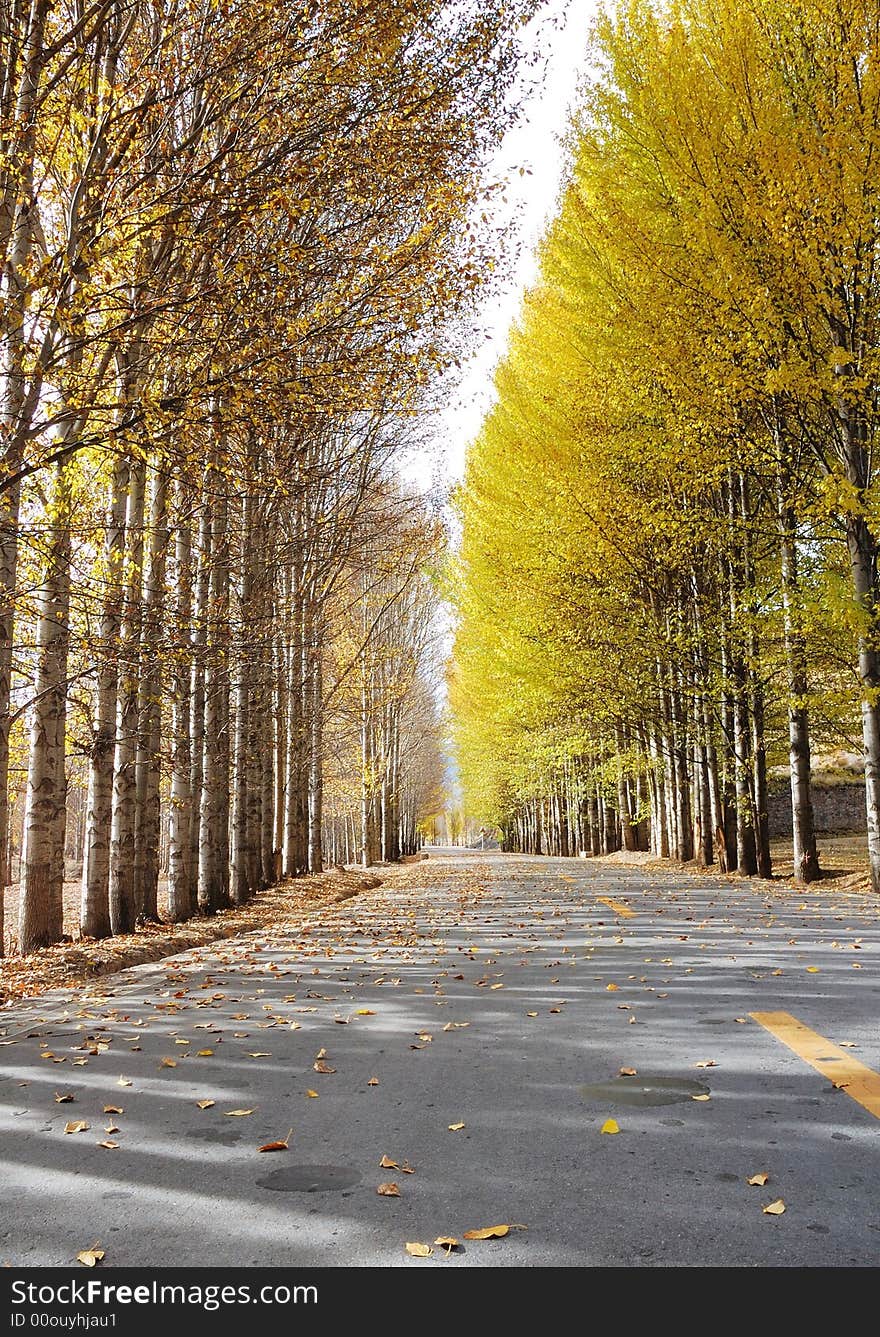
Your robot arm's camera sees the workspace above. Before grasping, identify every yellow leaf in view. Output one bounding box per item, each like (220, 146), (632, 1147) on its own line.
(224, 1109), (255, 1117)
(405, 1243), (433, 1257)
(356, 1009), (376, 1016)
(160, 1059), (177, 1068)
(76, 1248), (105, 1268)
(305, 1089), (319, 1098)
(448, 1121), (465, 1131)
(367, 1077), (379, 1086)
(54, 1092), (75, 1103)
(64, 1121), (90, 1134)
(606, 983), (618, 992)
(377, 1182), (400, 1196)
(526, 1011), (538, 1017)
(117, 1077), (132, 1087)
(379, 1155), (399, 1169)
(434, 1237), (460, 1251)
(462, 1224), (509, 1240)
(619, 1067), (637, 1077)
(258, 1128), (292, 1152)
(197, 1049), (214, 1057)
(763, 1199), (786, 1215)
(103, 1106), (123, 1115)
(600, 1119), (619, 1134)
(806, 967), (819, 973)
(747, 1172), (770, 1186)
(691, 1094), (711, 1102)
(97, 1140), (119, 1150)
(313, 1060), (336, 1074)
(196, 1100), (215, 1110)
(694, 1060), (717, 1069)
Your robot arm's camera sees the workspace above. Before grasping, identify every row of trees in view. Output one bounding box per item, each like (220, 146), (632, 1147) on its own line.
(1, 0), (540, 954)
(450, 0), (880, 888)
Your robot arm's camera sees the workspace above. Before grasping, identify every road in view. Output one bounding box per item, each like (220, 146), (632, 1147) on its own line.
(2, 848), (879, 1269)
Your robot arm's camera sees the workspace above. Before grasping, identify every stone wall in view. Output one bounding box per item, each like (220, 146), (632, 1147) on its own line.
(767, 781), (866, 836)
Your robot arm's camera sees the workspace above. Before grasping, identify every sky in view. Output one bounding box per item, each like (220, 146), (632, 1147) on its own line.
(400, 0), (600, 499)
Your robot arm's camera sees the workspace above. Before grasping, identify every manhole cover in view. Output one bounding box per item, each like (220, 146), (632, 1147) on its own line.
(579, 1075), (709, 1106)
(257, 1165), (362, 1193)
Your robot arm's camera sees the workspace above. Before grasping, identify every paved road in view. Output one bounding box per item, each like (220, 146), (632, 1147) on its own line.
(2, 850), (880, 1269)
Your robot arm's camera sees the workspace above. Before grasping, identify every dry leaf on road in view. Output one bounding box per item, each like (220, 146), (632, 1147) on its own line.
(76, 1248), (105, 1268)
(196, 1100), (215, 1110)
(377, 1182), (400, 1196)
(747, 1172), (769, 1186)
(763, 1199), (786, 1215)
(64, 1121), (89, 1134)
(619, 1067), (637, 1077)
(224, 1108), (255, 1117)
(258, 1128), (292, 1152)
(448, 1121), (465, 1131)
(600, 1119), (619, 1134)
(405, 1243), (432, 1257)
(462, 1225), (510, 1240)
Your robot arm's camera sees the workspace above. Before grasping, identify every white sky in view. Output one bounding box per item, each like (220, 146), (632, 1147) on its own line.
(399, 0), (599, 498)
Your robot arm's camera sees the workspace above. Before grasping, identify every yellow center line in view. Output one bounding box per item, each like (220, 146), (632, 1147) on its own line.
(751, 1011), (880, 1120)
(596, 896), (635, 919)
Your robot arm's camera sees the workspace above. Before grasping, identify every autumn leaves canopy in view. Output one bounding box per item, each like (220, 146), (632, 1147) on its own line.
(450, 0), (880, 887)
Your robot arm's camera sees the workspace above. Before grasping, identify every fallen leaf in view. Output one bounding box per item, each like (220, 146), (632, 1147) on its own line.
(434, 1236), (460, 1252)
(694, 1060), (717, 1069)
(305, 1089), (319, 1099)
(356, 1009), (376, 1016)
(197, 1049), (214, 1057)
(367, 1077), (379, 1086)
(405, 1243), (432, 1257)
(196, 1099), (215, 1110)
(76, 1248), (105, 1268)
(247, 1052), (271, 1058)
(315, 1047), (327, 1059)
(442, 1022), (470, 1031)
(159, 1058), (177, 1068)
(97, 1140), (119, 1150)
(747, 1172), (770, 1186)
(691, 1094), (711, 1102)
(840, 1041), (856, 1048)
(526, 1011), (538, 1018)
(619, 1067), (637, 1077)
(600, 1119), (620, 1135)
(104, 1123), (119, 1134)
(117, 1077), (132, 1087)
(258, 1128), (293, 1152)
(64, 1121), (90, 1134)
(806, 967), (819, 973)
(377, 1182), (400, 1196)
(763, 1199), (786, 1215)
(462, 1225), (509, 1240)
(606, 983), (618, 992)
(224, 1109), (255, 1117)
(313, 1060), (336, 1073)
(54, 1092), (75, 1103)
(379, 1155), (399, 1169)
(103, 1106), (123, 1115)
(448, 1121), (465, 1131)
(334, 1017), (349, 1025)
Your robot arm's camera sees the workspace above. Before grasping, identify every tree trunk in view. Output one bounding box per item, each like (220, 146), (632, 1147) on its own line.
(134, 467), (168, 919)
(168, 484), (194, 921)
(18, 461), (72, 952)
(81, 454), (129, 938)
(109, 455), (146, 934)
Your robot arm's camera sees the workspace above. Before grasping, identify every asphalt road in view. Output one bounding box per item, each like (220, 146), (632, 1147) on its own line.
(2, 849), (880, 1270)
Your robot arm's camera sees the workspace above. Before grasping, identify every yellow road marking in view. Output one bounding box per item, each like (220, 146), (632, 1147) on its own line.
(596, 897), (635, 919)
(751, 1011), (880, 1120)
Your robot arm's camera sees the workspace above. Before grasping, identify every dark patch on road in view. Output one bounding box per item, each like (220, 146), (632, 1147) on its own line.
(256, 1164), (362, 1193)
(579, 1075), (710, 1106)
